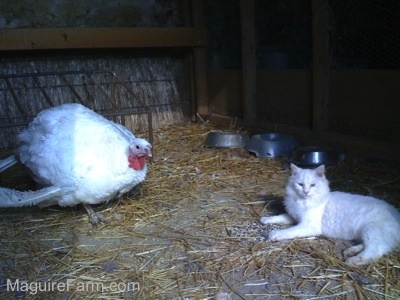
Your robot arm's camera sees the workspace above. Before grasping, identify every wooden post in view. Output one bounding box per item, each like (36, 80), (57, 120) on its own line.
(182, 0), (197, 121)
(191, 0), (209, 117)
(312, 0), (330, 132)
(240, 0), (257, 123)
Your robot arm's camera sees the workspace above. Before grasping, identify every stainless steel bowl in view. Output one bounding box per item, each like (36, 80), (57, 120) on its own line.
(204, 131), (250, 148)
(290, 145), (340, 166)
(245, 133), (298, 158)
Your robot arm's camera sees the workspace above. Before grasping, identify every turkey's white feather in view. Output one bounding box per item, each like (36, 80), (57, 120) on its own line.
(1, 103), (151, 208)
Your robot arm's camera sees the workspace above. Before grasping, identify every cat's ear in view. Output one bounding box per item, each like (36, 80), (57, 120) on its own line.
(314, 164), (325, 177)
(290, 163), (300, 175)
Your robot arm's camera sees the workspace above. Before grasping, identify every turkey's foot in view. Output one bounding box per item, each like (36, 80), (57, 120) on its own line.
(82, 204), (108, 228)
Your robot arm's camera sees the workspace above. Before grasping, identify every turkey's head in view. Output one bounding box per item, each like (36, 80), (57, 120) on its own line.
(128, 138), (152, 171)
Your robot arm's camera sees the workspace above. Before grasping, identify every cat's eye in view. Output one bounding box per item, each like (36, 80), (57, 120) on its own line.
(298, 183), (304, 187)
(310, 184), (316, 187)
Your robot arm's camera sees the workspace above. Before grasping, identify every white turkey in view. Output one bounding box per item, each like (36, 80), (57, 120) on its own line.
(0, 103), (152, 226)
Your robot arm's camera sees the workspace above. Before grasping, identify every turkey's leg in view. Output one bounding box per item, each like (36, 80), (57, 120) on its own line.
(82, 204), (107, 227)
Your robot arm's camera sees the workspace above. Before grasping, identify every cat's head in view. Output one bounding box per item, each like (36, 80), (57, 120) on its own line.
(287, 163), (330, 199)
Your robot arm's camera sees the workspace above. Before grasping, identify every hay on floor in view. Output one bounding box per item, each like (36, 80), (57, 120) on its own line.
(0, 121), (399, 299)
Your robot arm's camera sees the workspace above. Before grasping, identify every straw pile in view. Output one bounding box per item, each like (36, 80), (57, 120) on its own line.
(0, 121), (399, 299)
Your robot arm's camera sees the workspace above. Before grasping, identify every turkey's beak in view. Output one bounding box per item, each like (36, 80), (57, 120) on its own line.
(139, 145), (152, 158)
(145, 147), (152, 157)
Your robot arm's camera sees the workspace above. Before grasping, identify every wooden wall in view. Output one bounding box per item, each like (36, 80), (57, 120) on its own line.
(205, 0), (400, 159)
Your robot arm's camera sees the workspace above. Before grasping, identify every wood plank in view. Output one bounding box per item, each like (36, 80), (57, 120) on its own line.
(0, 27), (207, 50)
(240, 0), (257, 123)
(208, 70), (242, 117)
(253, 120), (400, 161)
(208, 114), (400, 161)
(312, 0), (330, 132)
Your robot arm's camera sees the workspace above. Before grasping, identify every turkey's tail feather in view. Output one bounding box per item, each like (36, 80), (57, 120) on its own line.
(0, 156), (18, 172)
(0, 186), (62, 207)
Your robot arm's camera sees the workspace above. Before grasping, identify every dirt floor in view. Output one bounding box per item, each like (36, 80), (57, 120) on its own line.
(0, 122), (399, 299)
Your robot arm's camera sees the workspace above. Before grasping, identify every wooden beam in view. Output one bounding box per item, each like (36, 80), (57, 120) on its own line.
(0, 27), (207, 50)
(240, 0), (257, 123)
(312, 0), (330, 132)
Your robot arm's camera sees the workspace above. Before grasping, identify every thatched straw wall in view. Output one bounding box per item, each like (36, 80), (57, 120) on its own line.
(0, 49), (190, 150)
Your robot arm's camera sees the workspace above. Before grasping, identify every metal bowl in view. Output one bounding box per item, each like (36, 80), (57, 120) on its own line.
(290, 145), (340, 166)
(245, 133), (298, 158)
(204, 131), (250, 148)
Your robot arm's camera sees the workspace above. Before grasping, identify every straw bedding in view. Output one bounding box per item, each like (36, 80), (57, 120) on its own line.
(0, 121), (399, 299)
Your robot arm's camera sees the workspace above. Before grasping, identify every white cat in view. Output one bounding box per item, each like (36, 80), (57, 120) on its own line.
(260, 163), (400, 266)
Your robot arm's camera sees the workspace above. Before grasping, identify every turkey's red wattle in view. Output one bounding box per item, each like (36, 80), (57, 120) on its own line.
(129, 155), (146, 170)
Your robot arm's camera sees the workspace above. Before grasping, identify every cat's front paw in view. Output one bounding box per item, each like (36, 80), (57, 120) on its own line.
(260, 216), (273, 224)
(345, 255), (372, 266)
(260, 214), (295, 225)
(268, 229), (287, 241)
(343, 244), (364, 258)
